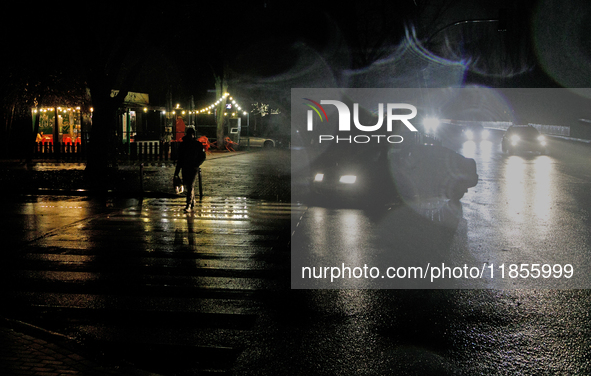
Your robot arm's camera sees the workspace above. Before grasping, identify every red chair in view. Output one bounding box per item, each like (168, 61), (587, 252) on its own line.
(224, 137), (238, 152)
(198, 136), (216, 155)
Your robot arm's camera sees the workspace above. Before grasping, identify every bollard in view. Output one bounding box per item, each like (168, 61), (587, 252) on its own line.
(140, 163), (144, 193)
(198, 167), (203, 197)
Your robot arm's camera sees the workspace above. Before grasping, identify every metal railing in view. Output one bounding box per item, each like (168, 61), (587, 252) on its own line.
(528, 123), (571, 137)
(454, 120), (572, 137)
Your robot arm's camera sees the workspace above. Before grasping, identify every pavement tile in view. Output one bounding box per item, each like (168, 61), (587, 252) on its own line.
(66, 354), (85, 361)
(0, 324), (159, 376)
(41, 359), (64, 366)
(30, 367), (53, 372)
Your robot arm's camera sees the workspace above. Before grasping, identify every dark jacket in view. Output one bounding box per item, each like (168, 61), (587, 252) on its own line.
(175, 136), (206, 175)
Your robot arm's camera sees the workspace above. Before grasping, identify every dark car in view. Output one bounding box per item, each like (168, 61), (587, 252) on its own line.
(310, 145), (392, 205)
(501, 125), (547, 154)
(462, 124), (490, 142)
(310, 142), (478, 205)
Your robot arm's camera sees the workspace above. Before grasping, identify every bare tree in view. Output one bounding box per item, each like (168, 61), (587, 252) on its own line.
(214, 74), (229, 150)
(81, 7), (151, 178)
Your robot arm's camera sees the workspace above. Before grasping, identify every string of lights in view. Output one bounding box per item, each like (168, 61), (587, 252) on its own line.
(32, 107), (86, 113)
(32, 92), (247, 117)
(161, 92), (247, 117)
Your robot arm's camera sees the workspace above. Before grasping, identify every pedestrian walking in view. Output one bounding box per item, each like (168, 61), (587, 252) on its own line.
(174, 127), (206, 212)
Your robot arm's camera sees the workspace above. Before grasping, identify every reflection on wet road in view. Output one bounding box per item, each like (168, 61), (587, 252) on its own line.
(0, 195), (137, 245)
(461, 134), (591, 289)
(0, 196), (292, 374)
(294, 133), (591, 289)
(1, 134), (590, 374)
(285, 132), (591, 374)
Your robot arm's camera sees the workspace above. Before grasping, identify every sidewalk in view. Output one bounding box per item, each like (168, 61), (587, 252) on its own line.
(0, 150), (253, 198)
(0, 149), (247, 166)
(1, 318), (159, 376)
(0, 150), (291, 375)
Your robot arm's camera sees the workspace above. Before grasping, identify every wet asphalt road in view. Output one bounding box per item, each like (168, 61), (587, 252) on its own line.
(292, 132), (591, 289)
(0, 194), (294, 375)
(0, 140), (591, 375)
(287, 131), (591, 374)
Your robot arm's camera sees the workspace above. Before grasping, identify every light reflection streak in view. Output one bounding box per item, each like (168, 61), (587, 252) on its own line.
(339, 210), (365, 267)
(504, 156), (526, 223)
(480, 140), (493, 160)
(136, 198), (269, 250)
(309, 208), (368, 263)
(311, 207), (328, 254)
(502, 155), (555, 230)
(181, 214), (249, 219)
(532, 156), (553, 223)
(39, 205), (83, 209)
(340, 210), (362, 248)
(461, 140), (493, 161)
(462, 141), (476, 158)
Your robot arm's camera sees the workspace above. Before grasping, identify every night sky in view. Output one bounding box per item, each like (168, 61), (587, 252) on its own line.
(4, 1), (591, 117)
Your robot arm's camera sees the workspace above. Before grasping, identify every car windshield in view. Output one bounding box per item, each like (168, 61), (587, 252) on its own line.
(314, 141), (390, 167)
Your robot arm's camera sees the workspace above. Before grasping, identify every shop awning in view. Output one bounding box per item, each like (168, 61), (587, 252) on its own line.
(111, 90), (149, 106)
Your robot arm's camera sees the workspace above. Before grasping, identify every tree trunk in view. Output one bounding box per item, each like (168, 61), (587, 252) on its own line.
(28, 108), (41, 163)
(84, 96), (121, 189)
(215, 75), (228, 150)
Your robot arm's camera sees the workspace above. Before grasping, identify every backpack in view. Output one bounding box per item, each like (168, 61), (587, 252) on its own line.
(181, 139), (206, 168)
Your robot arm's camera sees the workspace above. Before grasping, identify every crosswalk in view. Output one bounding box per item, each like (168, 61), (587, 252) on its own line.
(1, 196), (295, 375)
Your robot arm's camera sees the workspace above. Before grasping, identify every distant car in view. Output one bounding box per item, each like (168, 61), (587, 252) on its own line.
(310, 142), (478, 205)
(240, 136), (275, 148)
(462, 124), (490, 141)
(501, 125), (547, 154)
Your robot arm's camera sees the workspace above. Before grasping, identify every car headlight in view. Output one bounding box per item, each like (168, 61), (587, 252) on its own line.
(314, 173), (324, 182)
(482, 129), (489, 139)
(339, 175), (357, 184)
(465, 130), (474, 140)
(423, 117), (440, 132)
(510, 135), (520, 142)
